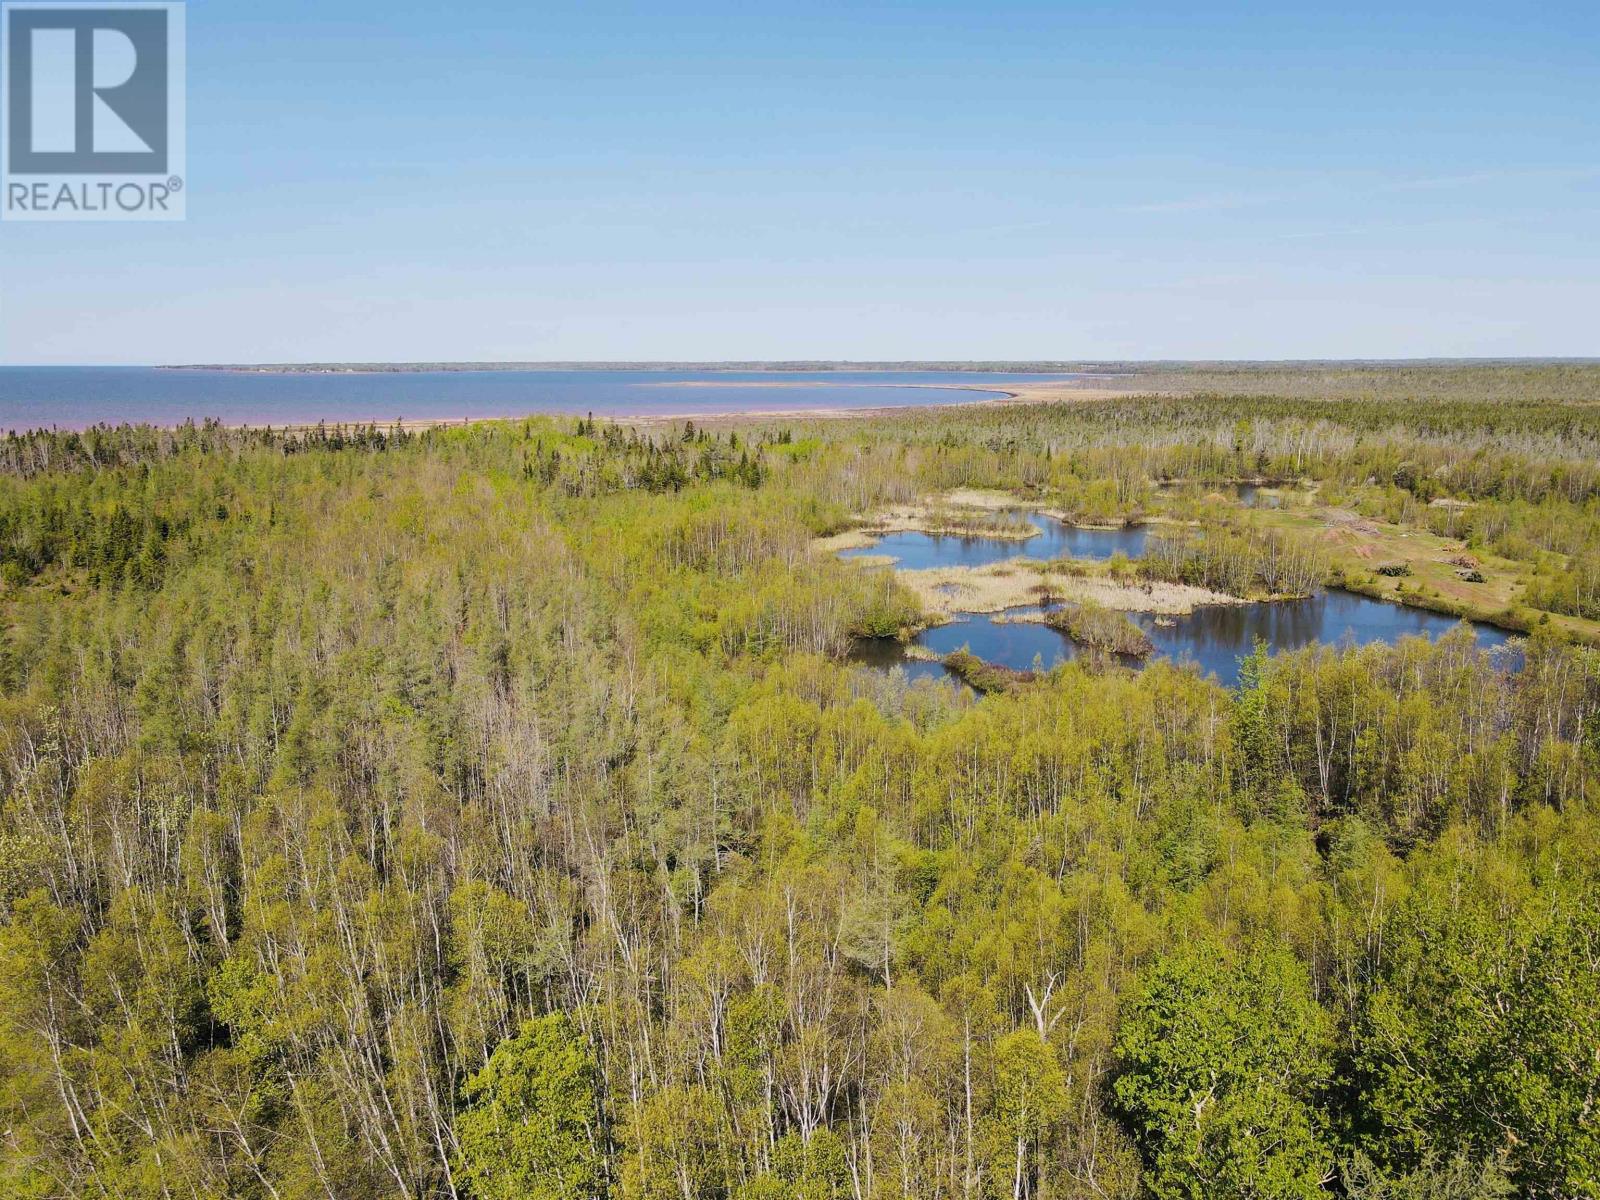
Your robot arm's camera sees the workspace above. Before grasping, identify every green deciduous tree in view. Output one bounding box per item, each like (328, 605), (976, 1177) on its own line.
(453, 1013), (605, 1200)
(984, 1029), (1068, 1200)
(1113, 942), (1335, 1200)
(1352, 869), (1600, 1199)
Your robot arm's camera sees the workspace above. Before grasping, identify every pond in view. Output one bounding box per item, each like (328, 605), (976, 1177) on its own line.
(838, 512), (1517, 689)
(838, 512), (1147, 570)
(1132, 591), (1516, 685)
(1234, 483), (1282, 509)
(857, 592), (1517, 689)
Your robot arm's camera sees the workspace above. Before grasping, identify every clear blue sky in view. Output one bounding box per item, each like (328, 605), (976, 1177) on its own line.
(3, 0), (1597, 363)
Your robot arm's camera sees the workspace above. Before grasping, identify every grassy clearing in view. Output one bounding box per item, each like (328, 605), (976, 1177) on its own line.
(1247, 502), (1600, 643)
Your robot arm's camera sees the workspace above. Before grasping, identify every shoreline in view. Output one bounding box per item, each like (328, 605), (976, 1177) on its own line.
(2, 379), (1141, 436)
(155, 362), (1136, 376)
(223, 390), (1030, 434)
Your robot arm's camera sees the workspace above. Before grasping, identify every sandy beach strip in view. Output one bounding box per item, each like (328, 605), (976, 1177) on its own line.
(211, 379), (1146, 435)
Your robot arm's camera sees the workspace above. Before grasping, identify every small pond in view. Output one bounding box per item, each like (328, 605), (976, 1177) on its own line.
(1234, 483), (1282, 509)
(839, 512), (1147, 569)
(1157, 481), (1291, 509)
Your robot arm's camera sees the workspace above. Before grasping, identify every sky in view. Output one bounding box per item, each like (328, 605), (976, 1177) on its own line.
(1, 0), (1597, 364)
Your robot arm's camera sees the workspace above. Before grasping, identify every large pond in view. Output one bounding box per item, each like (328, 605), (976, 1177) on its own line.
(839, 512), (1147, 569)
(858, 596), (1516, 690)
(844, 515), (1518, 689)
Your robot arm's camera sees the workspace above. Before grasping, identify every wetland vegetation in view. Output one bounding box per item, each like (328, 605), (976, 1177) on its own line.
(1, 363), (1598, 1200)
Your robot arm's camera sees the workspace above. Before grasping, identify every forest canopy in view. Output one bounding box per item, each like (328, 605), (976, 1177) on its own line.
(1, 381), (1598, 1199)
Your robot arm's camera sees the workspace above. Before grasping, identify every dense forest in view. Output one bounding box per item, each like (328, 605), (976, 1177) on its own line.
(1, 379), (1598, 1199)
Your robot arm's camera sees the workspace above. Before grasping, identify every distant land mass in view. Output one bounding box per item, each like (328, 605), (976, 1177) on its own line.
(163, 357), (1599, 375)
(154, 359), (1600, 403)
(165, 360), (1131, 374)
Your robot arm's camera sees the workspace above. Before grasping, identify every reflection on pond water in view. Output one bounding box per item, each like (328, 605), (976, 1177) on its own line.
(1234, 484), (1281, 509)
(856, 592), (1516, 690)
(847, 638), (962, 687)
(838, 515), (1517, 689)
(1132, 591), (1515, 685)
(839, 512), (1146, 569)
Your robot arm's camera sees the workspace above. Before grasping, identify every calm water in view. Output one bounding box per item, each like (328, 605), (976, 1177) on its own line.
(848, 639), (961, 687)
(840, 512), (1147, 569)
(1234, 484), (1282, 509)
(0, 368), (1086, 431)
(1133, 592), (1514, 684)
(862, 594), (1515, 689)
(842, 518), (1516, 688)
